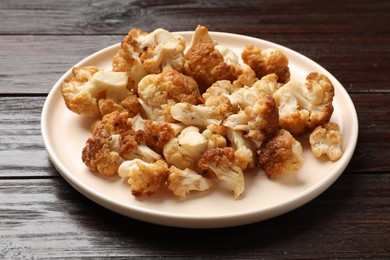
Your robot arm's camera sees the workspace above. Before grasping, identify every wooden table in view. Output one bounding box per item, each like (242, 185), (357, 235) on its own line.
(1, 1), (389, 258)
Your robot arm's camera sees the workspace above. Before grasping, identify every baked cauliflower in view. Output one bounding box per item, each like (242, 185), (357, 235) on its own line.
(223, 95), (279, 146)
(273, 72), (334, 134)
(257, 129), (304, 179)
(242, 45), (290, 84)
(82, 111), (132, 176)
(167, 166), (213, 199)
(82, 111), (163, 176)
(226, 128), (257, 170)
(61, 67), (141, 118)
(170, 94), (233, 128)
(137, 66), (201, 121)
(163, 126), (207, 171)
(309, 122), (343, 161)
(198, 147), (245, 199)
(112, 28), (186, 91)
(118, 159), (169, 196)
(185, 26), (240, 92)
(201, 124), (228, 150)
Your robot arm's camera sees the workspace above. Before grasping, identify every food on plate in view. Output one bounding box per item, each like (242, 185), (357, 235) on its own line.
(273, 72), (334, 135)
(112, 28), (186, 92)
(60, 25), (344, 200)
(309, 122), (343, 161)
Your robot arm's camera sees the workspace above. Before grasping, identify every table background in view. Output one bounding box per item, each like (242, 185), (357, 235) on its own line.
(1, 0), (389, 258)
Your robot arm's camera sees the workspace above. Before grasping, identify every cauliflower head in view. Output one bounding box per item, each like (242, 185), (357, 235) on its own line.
(61, 67), (136, 118)
(242, 45), (290, 84)
(223, 95), (279, 146)
(309, 122), (343, 161)
(198, 147), (245, 199)
(112, 28), (186, 91)
(118, 159), (169, 197)
(167, 166), (213, 199)
(257, 129), (304, 179)
(273, 72), (334, 134)
(163, 126), (207, 171)
(137, 66), (201, 121)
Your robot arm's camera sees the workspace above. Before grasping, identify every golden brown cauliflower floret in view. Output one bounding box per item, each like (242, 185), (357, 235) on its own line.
(143, 119), (176, 155)
(273, 72), (334, 134)
(242, 45), (290, 84)
(185, 40), (239, 92)
(198, 147), (245, 199)
(137, 66), (201, 121)
(257, 129), (304, 179)
(113, 28), (186, 92)
(163, 126), (207, 171)
(309, 122), (343, 161)
(201, 124), (227, 150)
(167, 166), (213, 199)
(118, 159), (169, 197)
(61, 66), (135, 118)
(82, 111), (133, 176)
(98, 95), (142, 117)
(223, 95), (279, 146)
(226, 128), (257, 170)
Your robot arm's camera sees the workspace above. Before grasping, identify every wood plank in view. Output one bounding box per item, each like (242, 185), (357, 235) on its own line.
(0, 34), (389, 94)
(0, 0), (389, 35)
(0, 94), (389, 177)
(0, 174), (389, 258)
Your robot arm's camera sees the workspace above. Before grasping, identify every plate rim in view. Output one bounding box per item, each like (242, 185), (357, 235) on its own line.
(41, 31), (359, 228)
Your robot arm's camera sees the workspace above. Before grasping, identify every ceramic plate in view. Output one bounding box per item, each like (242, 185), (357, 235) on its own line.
(41, 31), (358, 228)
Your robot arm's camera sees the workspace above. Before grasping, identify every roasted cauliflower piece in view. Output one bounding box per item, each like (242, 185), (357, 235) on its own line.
(61, 67), (137, 118)
(309, 122), (343, 161)
(113, 28), (186, 91)
(257, 129), (304, 179)
(273, 72), (334, 134)
(226, 128), (257, 170)
(82, 111), (133, 176)
(118, 159), (169, 197)
(170, 95), (233, 129)
(202, 80), (241, 112)
(223, 95), (279, 146)
(198, 147), (245, 199)
(167, 166), (213, 199)
(242, 45), (290, 84)
(201, 124), (227, 150)
(185, 39), (239, 92)
(163, 126), (207, 171)
(143, 120), (176, 155)
(137, 66), (201, 121)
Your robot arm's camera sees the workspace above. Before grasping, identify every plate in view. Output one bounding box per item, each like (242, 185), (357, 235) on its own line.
(41, 31), (358, 228)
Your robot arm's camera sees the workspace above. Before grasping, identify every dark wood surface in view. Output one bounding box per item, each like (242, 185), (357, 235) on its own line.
(1, 0), (389, 258)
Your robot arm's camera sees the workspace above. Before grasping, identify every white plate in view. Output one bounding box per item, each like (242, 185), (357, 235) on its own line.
(41, 31), (358, 228)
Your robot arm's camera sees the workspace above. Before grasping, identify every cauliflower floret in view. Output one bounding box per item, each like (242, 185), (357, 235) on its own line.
(223, 95), (279, 146)
(61, 67), (134, 118)
(257, 129), (304, 179)
(143, 120), (176, 154)
(202, 80), (241, 112)
(201, 124), (227, 149)
(242, 45), (290, 84)
(232, 63), (258, 89)
(167, 166), (213, 199)
(98, 94), (142, 117)
(198, 147), (245, 199)
(113, 28), (186, 92)
(309, 122), (343, 161)
(226, 128), (257, 170)
(118, 159), (169, 196)
(185, 40), (239, 92)
(189, 25), (217, 48)
(171, 92), (234, 128)
(163, 126), (207, 171)
(137, 66), (201, 121)
(273, 72), (334, 134)
(82, 111), (133, 176)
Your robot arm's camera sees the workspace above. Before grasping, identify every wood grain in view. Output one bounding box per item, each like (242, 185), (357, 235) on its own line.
(0, 174), (389, 258)
(0, 0), (389, 35)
